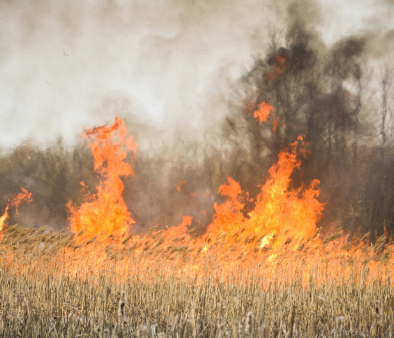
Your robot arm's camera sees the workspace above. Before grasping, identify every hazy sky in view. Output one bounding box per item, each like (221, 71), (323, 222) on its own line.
(0, 0), (393, 151)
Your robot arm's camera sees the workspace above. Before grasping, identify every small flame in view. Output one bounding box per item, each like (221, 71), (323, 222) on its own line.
(254, 102), (274, 125)
(266, 51), (289, 81)
(0, 188), (33, 234)
(0, 206), (9, 234)
(13, 188), (33, 216)
(175, 181), (187, 192)
(249, 101), (279, 132)
(272, 116), (279, 132)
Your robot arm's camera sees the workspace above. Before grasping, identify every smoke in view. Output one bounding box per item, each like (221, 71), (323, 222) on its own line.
(0, 0), (278, 151)
(1, 0), (392, 149)
(1, 0), (394, 238)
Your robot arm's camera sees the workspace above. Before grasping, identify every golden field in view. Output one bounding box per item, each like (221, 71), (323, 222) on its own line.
(0, 225), (393, 338)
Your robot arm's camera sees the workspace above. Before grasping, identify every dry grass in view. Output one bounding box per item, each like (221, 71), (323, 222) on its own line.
(0, 226), (393, 337)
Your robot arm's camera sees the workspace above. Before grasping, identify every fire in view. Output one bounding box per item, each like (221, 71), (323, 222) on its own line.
(0, 114), (333, 287)
(161, 215), (193, 240)
(0, 188), (33, 234)
(175, 180), (187, 192)
(67, 117), (137, 240)
(1, 115), (393, 297)
(266, 49), (288, 82)
(247, 101), (279, 133)
(260, 231), (273, 248)
(275, 54), (287, 73)
(0, 208), (8, 234)
(250, 136), (322, 243)
(63, 114), (322, 267)
(13, 188), (33, 216)
(272, 116), (279, 132)
(207, 136), (323, 250)
(253, 102), (274, 124)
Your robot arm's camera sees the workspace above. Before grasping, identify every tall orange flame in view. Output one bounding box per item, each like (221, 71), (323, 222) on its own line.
(208, 136), (322, 249)
(67, 117), (138, 240)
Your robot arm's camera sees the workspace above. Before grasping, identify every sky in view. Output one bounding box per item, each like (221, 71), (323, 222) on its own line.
(0, 0), (393, 151)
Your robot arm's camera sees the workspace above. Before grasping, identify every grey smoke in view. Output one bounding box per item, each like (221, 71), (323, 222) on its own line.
(0, 0), (392, 152)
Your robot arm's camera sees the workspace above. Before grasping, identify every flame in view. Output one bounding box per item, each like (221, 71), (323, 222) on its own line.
(0, 207), (9, 234)
(175, 180), (187, 192)
(2, 115), (394, 297)
(248, 101), (280, 133)
(67, 117), (137, 240)
(260, 231), (273, 248)
(162, 215), (193, 240)
(250, 136), (322, 244)
(207, 136), (322, 250)
(275, 54), (287, 73)
(13, 188), (33, 216)
(266, 51), (288, 82)
(0, 188), (33, 234)
(253, 102), (274, 125)
(64, 116), (322, 268)
(272, 116), (279, 132)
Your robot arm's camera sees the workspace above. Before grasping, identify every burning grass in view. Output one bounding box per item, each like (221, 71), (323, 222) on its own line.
(0, 226), (393, 337)
(1, 117), (394, 337)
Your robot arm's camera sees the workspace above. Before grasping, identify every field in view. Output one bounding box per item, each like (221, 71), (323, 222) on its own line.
(0, 225), (393, 338)
(1, 120), (394, 337)
(2, 1), (394, 336)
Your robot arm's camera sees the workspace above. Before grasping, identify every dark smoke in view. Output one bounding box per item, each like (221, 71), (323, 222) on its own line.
(219, 2), (394, 239)
(1, 0), (394, 241)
